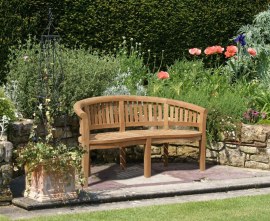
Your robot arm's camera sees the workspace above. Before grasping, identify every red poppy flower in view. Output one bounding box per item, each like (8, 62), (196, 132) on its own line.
(225, 45), (238, 58)
(247, 48), (256, 56)
(204, 46), (224, 55)
(157, 71), (169, 79)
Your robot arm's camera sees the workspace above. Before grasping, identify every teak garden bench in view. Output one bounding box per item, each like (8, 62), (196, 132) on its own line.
(74, 95), (207, 187)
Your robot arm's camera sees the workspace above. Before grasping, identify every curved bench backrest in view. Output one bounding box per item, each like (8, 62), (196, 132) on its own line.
(74, 95), (207, 133)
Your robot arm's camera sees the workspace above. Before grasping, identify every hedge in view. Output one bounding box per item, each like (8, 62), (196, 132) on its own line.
(0, 0), (269, 81)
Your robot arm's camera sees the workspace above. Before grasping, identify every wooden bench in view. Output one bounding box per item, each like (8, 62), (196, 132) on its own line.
(74, 95), (207, 187)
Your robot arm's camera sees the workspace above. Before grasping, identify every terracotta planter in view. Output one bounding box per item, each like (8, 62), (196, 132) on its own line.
(24, 164), (77, 202)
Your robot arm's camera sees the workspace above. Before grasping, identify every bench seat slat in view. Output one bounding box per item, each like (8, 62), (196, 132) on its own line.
(89, 129), (202, 145)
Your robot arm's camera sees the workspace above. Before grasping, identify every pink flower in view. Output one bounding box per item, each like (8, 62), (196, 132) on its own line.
(189, 48), (201, 56)
(204, 46), (216, 55)
(157, 71), (169, 79)
(225, 45), (238, 58)
(247, 48), (257, 56)
(204, 46), (224, 55)
(215, 46), (224, 54)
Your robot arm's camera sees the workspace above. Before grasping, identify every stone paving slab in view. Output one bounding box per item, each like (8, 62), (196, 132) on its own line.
(10, 162), (270, 210)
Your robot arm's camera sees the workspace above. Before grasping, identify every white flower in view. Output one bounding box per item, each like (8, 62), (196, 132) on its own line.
(23, 55), (29, 61)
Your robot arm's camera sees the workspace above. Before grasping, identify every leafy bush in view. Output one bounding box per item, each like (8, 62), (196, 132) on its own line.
(103, 38), (148, 96)
(6, 37), (148, 117)
(238, 6), (270, 83)
(147, 60), (248, 142)
(0, 88), (16, 121)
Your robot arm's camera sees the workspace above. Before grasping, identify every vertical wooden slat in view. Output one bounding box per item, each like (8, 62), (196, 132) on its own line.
(175, 107), (179, 121)
(89, 105), (93, 124)
(179, 108), (184, 122)
(188, 110), (192, 123)
(148, 104), (153, 121)
(98, 103), (102, 124)
(102, 103), (106, 124)
(184, 109), (189, 122)
(114, 102), (119, 123)
(143, 104), (148, 122)
(130, 102), (134, 122)
(138, 103), (143, 122)
(119, 100), (125, 132)
(109, 102), (114, 124)
(105, 103), (110, 124)
(192, 111), (197, 123)
(164, 103), (169, 129)
(134, 104), (139, 122)
(197, 113), (201, 123)
(170, 106), (174, 121)
(158, 104), (162, 121)
(153, 103), (157, 121)
(93, 104), (98, 125)
(125, 102), (130, 123)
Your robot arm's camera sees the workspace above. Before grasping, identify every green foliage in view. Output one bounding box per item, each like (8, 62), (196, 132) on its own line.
(225, 44), (258, 82)
(147, 60), (248, 142)
(0, 88), (16, 120)
(6, 37), (40, 118)
(0, 0), (64, 82)
(252, 87), (270, 120)
(60, 47), (120, 115)
(14, 142), (85, 186)
(0, 0), (268, 81)
(257, 119), (270, 125)
(6, 37), (148, 117)
(238, 6), (270, 83)
(103, 38), (148, 96)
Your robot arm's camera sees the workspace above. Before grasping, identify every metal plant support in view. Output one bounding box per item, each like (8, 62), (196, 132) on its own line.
(36, 8), (66, 143)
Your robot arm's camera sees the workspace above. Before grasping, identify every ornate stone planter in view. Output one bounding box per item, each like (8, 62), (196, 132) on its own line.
(0, 140), (13, 205)
(24, 164), (77, 202)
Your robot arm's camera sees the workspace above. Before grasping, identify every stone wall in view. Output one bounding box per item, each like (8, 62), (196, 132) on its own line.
(7, 120), (270, 170)
(208, 124), (270, 170)
(0, 138), (13, 205)
(8, 117), (80, 148)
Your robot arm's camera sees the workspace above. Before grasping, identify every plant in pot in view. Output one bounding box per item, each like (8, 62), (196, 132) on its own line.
(14, 98), (85, 202)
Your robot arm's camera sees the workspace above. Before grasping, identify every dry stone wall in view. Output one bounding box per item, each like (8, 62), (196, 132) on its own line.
(208, 124), (270, 170)
(7, 120), (270, 177)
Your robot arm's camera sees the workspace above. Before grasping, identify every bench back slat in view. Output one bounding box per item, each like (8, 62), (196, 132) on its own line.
(74, 95), (207, 132)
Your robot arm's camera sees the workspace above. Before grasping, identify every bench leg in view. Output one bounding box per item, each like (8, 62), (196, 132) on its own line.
(82, 149), (90, 188)
(199, 136), (206, 171)
(120, 147), (126, 170)
(163, 143), (169, 167)
(144, 138), (152, 177)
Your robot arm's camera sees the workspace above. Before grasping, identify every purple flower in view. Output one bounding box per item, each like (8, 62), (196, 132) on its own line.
(243, 112), (250, 120)
(234, 34), (246, 46)
(252, 111), (259, 116)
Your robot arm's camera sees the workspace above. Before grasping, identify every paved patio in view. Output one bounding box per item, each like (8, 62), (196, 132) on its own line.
(9, 161), (270, 210)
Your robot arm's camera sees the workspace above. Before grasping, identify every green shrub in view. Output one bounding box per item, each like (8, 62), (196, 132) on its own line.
(147, 60), (248, 142)
(0, 88), (16, 121)
(238, 6), (270, 83)
(6, 37), (148, 117)
(103, 38), (149, 96)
